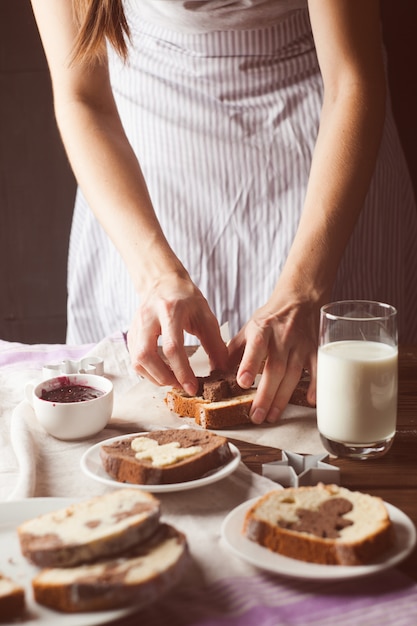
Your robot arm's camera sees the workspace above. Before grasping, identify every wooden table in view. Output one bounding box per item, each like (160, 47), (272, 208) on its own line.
(231, 345), (417, 580)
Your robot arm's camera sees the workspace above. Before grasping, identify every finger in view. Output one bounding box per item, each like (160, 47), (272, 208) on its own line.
(251, 352), (304, 424)
(133, 340), (179, 388)
(134, 352), (178, 387)
(266, 352), (304, 422)
(133, 366), (163, 386)
(128, 322), (179, 388)
(236, 323), (270, 389)
(196, 315), (229, 372)
(160, 316), (199, 396)
(249, 356), (286, 424)
(266, 361), (304, 423)
(227, 330), (246, 372)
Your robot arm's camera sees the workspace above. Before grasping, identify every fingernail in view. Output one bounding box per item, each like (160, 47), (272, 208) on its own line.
(266, 407), (281, 424)
(250, 408), (265, 425)
(239, 372), (254, 388)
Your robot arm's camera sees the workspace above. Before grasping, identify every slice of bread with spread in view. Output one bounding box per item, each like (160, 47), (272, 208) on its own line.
(165, 370), (256, 429)
(17, 488), (161, 568)
(100, 429), (233, 485)
(31, 523), (189, 613)
(0, 574), (25, 621)
(243, 484), (394, 565)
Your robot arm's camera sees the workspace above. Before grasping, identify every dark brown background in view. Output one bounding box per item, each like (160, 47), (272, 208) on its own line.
(1, 1), (416, 345)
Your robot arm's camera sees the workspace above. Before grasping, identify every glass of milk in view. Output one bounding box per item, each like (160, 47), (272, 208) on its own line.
(316, 300), (398, 460)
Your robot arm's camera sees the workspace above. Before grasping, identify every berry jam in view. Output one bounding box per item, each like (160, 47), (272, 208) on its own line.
(41, 384), (104, 403)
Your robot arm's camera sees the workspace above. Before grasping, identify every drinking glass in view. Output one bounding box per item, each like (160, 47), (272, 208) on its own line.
(316, 300), (398, 460)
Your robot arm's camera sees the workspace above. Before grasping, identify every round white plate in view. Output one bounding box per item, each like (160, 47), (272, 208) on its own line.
(221, 497), (416, 581)
(80, 432), (241, 493)
(0, 498), (142, 626)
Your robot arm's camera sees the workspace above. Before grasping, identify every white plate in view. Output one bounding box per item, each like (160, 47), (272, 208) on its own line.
(221, 497), (416, 581)
(0, 498), (142, 626)
(80, 432), (241, 493)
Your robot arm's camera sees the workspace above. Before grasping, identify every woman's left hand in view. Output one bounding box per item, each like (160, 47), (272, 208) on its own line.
(228, 296), (319, 424)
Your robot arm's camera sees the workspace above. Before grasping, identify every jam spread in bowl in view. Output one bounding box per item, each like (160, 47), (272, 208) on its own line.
(27, 374), (114, 440)
(41, 384), (104, 403)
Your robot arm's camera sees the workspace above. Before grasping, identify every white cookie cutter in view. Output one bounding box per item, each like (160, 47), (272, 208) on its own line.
(262, 450), (340, 488)
(42, 357), (104, 381)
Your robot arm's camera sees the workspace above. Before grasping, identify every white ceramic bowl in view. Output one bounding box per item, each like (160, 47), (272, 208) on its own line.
(26, 374), (113, 440)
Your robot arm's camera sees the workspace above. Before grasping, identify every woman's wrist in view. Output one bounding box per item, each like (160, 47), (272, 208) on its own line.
(133, 260), (194, 300)
(271, 263), (332, 313)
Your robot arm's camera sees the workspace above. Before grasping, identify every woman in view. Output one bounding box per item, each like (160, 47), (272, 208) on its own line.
(30, 0), (417, 424)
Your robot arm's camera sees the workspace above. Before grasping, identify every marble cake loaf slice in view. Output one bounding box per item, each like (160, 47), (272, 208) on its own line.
(197, 393), (256, 429)
(17, 489), (161, 568)
(0, 574), (25, 621)
(165, 369), (257, 429)
(31, 523), (189, 613)
(243, 484), (394, 566)
(100, 428), (233, 485)
(165, 369), (312, 429)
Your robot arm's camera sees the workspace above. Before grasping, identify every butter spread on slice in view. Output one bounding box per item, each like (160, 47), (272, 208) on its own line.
(131, 437), (203, 467)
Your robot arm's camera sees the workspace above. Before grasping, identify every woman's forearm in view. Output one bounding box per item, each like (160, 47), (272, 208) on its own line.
(30, 0), (185, 296)
(275, 0), (386, 307)
(56, 96), (187, 294)
(277, 81), (385, 305)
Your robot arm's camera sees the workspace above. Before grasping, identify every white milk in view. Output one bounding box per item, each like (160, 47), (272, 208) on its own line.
(317, 340), (398, 444)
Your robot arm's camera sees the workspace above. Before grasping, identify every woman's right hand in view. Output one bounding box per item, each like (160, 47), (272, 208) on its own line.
(127, 271), (229, 395)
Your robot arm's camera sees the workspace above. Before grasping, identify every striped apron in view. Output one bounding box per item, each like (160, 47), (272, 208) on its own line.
(66, 6), (417, 344)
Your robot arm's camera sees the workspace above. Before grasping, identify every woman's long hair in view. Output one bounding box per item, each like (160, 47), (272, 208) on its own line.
(72, 0), (130, 64)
